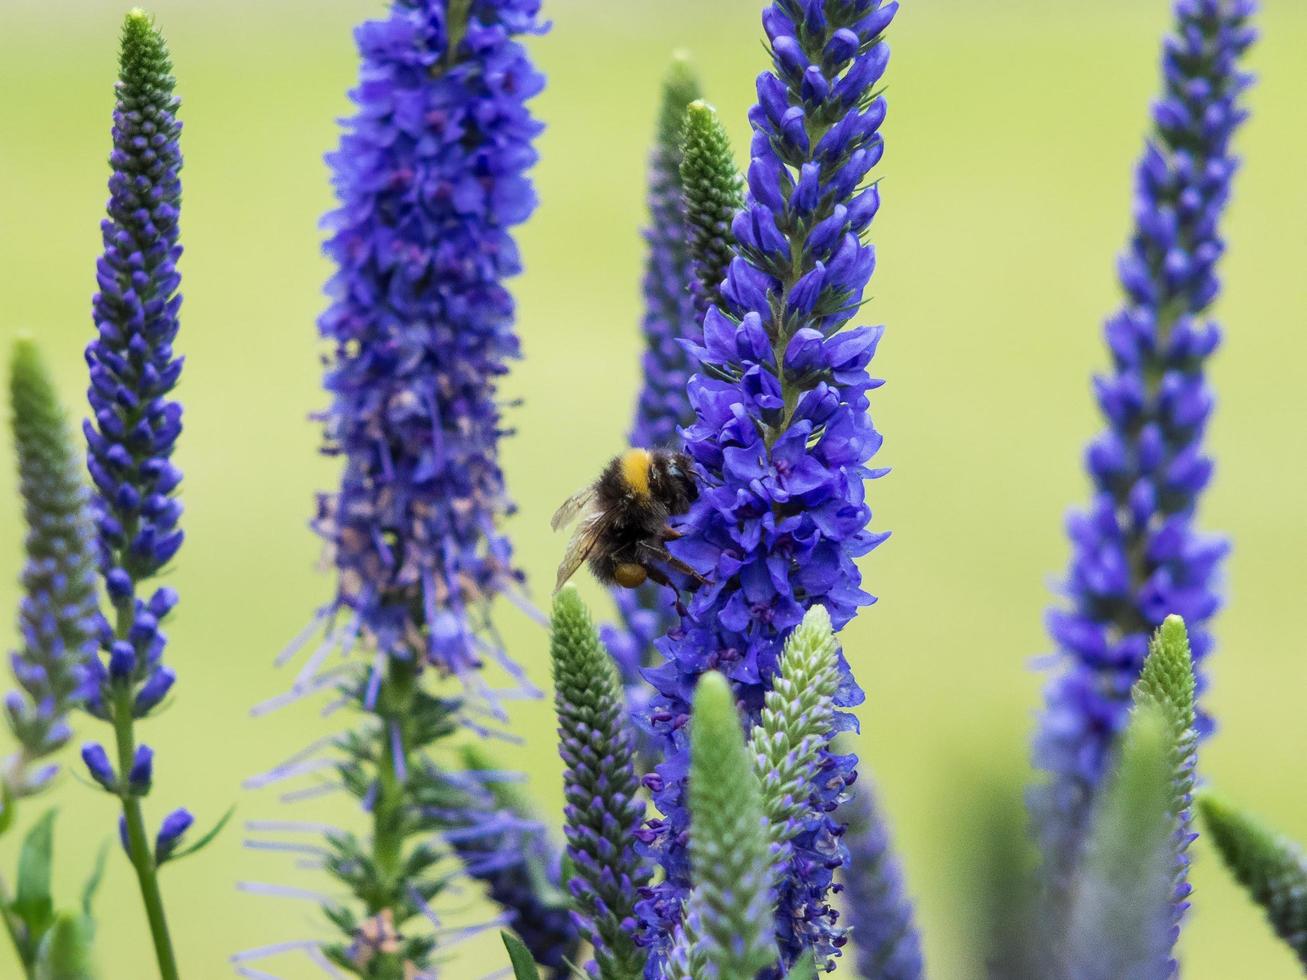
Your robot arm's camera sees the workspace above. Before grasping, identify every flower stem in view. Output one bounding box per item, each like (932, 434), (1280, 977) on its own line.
(366, 657), (416, 980)
(111, 681), (179, 980)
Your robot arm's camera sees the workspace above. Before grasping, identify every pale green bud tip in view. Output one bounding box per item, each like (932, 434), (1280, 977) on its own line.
(553, 583), (583, 617)
(798, 604), (833, 636)
(692, 671), (736, 735)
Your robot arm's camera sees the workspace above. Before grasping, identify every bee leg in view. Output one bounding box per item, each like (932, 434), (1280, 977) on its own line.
(638, 542), (710, 587)
(641, 563), (689, 618)
(660, 524), (683, 541)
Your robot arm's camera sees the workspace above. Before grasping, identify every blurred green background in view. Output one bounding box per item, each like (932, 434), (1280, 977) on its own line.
(2, 0), (1306, 976)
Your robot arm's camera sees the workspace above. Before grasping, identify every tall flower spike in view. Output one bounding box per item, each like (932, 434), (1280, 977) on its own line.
(315, 0), (545, 679)
(638, 1), (899, 967)
(551, 587), (649, 979)
(1198, 793), (1307, 969)
(81, 10), (186, 978)
(4, 340), (99, 799)
(242, 2), (554, 976)
(602, 57), (702, 744)
(1064, 705), (1175, 980)
(673, 671), (776, 979)
(839, 780), (925, 980)
(1032, 0), (1256, 892)
(680, 101), (745, 317)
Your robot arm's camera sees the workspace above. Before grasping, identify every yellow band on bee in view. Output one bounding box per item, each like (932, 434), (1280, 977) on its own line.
(621, 448), (653, 497)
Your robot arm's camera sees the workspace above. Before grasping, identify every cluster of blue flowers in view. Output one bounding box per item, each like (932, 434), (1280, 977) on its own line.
(315, 0), (546, 681)
(1033, 0), (1256, 890)
(636, 0), (899, 967)
(1, 0), (1278, 977)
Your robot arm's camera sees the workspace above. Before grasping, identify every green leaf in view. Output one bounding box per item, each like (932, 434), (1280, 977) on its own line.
(1198, 792), (1307, 968)
(13, 808), (57, 937)
(0, 781), (15, 838)
(34, 911), (96, 980)
(501, 930), (542, 980)
(80, 843), (110, 918)
(780, 949), (818, 980)
(163, 805), (234, 864)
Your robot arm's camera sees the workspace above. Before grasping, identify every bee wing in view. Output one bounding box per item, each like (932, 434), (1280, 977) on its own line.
(554, 505), (612, 594)
(550, 484), (598, 531)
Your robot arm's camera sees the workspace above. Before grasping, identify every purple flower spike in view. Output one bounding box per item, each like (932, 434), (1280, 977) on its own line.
(636, 1), (901, 970)
(314, 0), (547, 679)
(1032, 0), (1256, 895)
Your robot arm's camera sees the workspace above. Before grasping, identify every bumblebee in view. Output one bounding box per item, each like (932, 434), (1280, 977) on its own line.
(551, 448), (701, 594)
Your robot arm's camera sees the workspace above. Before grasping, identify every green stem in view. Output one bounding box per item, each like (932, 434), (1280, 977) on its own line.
(364, 657), (416, 980)
(106, 600), (178, 980)
(111, 683), (179, 980)
(0, 878), (35, 979)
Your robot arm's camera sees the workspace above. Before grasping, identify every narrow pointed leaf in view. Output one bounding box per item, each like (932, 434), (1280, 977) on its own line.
(502, 930), (543, 980)
(14, 808), (57, 935)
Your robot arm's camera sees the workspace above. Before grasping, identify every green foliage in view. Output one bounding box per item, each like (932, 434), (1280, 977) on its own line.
(680, 101), (745, 311)
(502, 930), (543, 980)
(780, 950), (817, 980)
(162, 805), (234, 866)
(549, 587), (647, 979)
(34, 912), (96, 980)
(752, 605), (840, 874)
(2, 811), (103, 978)
(1198, 794), (1307, 968)
(685, 672), (776, 979)
(13, 809), (57, 956)
(1065, 705), (1174, 978)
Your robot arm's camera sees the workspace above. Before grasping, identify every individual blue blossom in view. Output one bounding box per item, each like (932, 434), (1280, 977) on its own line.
(839, 779), (924, 980)
(637, 1), (900, 969)
(81, 11), (189, 978)
(601, 58), (703, 743)
(4, 340), (100, 798)
(1032, 0), (1256, 892)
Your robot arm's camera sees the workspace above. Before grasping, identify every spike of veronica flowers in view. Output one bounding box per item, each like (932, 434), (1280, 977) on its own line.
(4, 341), (99, 798)
(551, 587), (650, 979)
(78, 14), (191, 979)
(637, 1), (899, 967)
(1032, 0), (1256, 888)
(839, 779), (925, 980)
(601, 58), (703, 736)
(245, 1), (572, 975)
